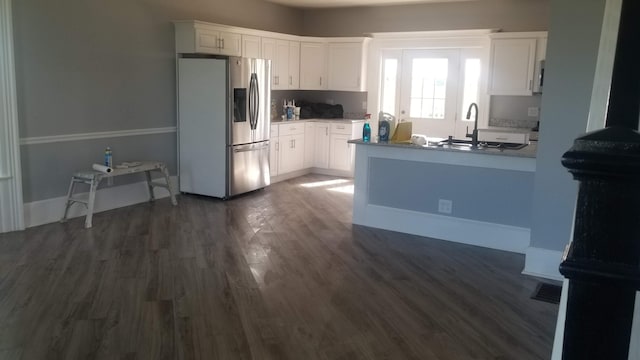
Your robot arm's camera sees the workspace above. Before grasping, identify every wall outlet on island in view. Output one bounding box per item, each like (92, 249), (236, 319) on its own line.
(528, 107), (540, 117)
(362, 101), (367, 110)
(326, 99), (334, 105)
(438, 199), (453, 214)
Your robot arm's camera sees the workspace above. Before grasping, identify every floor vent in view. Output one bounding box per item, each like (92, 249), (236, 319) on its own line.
(531, 283), (562, 304)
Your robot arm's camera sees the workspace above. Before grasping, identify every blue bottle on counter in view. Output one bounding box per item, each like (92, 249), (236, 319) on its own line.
(362, 122), (371, 142)
(104, 147), (112, 167)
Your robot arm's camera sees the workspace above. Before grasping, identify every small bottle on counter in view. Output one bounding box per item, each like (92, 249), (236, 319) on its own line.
(362, 114), (371, 143)
(104, 147), (112, 167)
(363, 123), (371, 143)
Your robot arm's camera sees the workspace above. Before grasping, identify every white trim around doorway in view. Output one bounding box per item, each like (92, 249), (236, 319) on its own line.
(0, 0), (24, 233)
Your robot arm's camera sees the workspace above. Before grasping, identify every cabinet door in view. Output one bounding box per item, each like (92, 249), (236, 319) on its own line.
(262, 38), (280, 88)
(532, 37), (547, 93)
(304, 122), (315, 168)
(218, 31), (242, 57)
(242, 35), (261, 58)
(270, 138), (279, 177)
(314, 124), (330, 169)
(288, 41), (300, 89)
(329, 133), (353, 172)
(275, 40), (291, 90)
(279, 134), (304, 174)
(195, 29), (220, 54)
(300, 42), (328, 90)
(488, 38), (537, 95)
(328, 42), (365, 91)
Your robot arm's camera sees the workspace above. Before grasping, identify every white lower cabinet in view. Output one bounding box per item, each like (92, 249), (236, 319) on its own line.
(269, 124), (279, 177)
(279, 133), (304, 174)
(314, 123), (330, 169)
(270, 120), (362, 179)
(329, 133), (353, 172)
(304, 122), (316, 168)
(278, 123), (305, 174)
(270, 139), (279, 177)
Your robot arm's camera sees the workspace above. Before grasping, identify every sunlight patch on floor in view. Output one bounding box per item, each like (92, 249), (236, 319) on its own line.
(328, 185), (354, 194)
(299, 179), (349, 188)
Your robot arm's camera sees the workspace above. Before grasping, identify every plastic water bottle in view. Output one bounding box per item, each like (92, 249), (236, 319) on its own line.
(104, 147), (112, 167)
(363, 122), (371, 143)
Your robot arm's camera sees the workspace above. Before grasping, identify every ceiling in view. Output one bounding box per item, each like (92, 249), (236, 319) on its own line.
(265, 0), (476, 9)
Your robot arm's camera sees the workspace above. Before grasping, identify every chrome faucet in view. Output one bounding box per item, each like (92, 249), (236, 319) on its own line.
(465, 102), (479, 148)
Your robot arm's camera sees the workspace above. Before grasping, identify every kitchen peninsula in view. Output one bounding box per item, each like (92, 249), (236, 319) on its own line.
(349, 139), (536, 253)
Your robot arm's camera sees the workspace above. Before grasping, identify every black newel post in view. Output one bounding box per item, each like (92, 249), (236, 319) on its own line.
(560, 1), (640, 359)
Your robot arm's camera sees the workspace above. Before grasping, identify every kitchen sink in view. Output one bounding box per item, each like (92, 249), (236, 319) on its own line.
(437, 138), (528, 150)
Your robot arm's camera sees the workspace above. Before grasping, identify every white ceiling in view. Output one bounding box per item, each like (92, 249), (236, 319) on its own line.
(265, 0), (476, 9)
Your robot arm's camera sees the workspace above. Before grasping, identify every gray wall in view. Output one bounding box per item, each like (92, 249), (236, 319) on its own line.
(13, 0), (303, 202)
(369, 158), (534, 228)
(529, 0), (606, 251)
(300, 0), (549, 37)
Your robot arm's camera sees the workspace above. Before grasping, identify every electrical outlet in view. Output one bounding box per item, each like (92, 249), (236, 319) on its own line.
(362, 101), (367, 110)
(438, 199), (453, 214)
(528, 107), (540, 117)
(326, 99), (334, 105)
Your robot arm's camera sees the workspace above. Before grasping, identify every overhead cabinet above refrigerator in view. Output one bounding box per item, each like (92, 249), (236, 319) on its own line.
(177, 56), (271, 199)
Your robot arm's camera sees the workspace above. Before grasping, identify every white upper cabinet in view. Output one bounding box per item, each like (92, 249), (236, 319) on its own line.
(174, 21), (370, 93)
(532, 36), (547, 93)
(261, 38), (278, 87)
(174, 21), (242, 56)
(300, 42), (328, 90)
(288, 41), (300, 89)
(263, 38), (300, 90)
(487, 32), (547, 96)
(242, 35), (261, 58)
(327, 40), (369, 91)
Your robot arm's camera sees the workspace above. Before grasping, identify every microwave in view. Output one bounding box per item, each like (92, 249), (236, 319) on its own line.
(534, 60), (545, 93)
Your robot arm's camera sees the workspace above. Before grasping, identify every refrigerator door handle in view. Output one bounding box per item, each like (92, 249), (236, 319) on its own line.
(233, 143), (269, 153)
(248, 73), (259, 130)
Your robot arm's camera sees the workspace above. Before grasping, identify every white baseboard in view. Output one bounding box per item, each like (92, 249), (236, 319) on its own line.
(24, 176), (178, 228)
(522, 247), (564, 281)
(355, 204), (530, 253)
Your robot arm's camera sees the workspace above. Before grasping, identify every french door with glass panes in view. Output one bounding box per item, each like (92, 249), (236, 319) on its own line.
(396, 49), (482, 140)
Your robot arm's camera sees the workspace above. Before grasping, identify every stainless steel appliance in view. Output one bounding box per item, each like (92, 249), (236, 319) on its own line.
(178, 56), (271, 198)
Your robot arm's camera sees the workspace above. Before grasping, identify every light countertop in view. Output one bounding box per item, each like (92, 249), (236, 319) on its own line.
(348, 139), (537, 159)
(272, 118), (365, 124)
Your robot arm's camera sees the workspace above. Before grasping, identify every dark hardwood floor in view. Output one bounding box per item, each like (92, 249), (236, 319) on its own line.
(0, 174), (558, 359)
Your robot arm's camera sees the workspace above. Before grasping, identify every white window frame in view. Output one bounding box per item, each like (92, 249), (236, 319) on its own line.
(366, 29), (492, 132)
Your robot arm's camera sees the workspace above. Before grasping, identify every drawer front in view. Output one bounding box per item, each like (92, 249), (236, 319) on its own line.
(279, 123), (305, 136)
(330, 122), (352, 135)
(270, 124), (279, 138)
(478, 130), (529, 144)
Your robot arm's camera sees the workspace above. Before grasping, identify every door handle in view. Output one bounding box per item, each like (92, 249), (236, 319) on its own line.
(234, 144), (269, 153)
(289, 76), (292, 85)
(221, 38), (225, 49)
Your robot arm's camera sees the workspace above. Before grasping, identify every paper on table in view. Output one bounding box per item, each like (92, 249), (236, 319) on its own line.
(92, 163), (113, 173)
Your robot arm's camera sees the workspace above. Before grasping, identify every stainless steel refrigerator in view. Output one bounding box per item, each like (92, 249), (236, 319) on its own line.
(178, 56), (271, 198)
